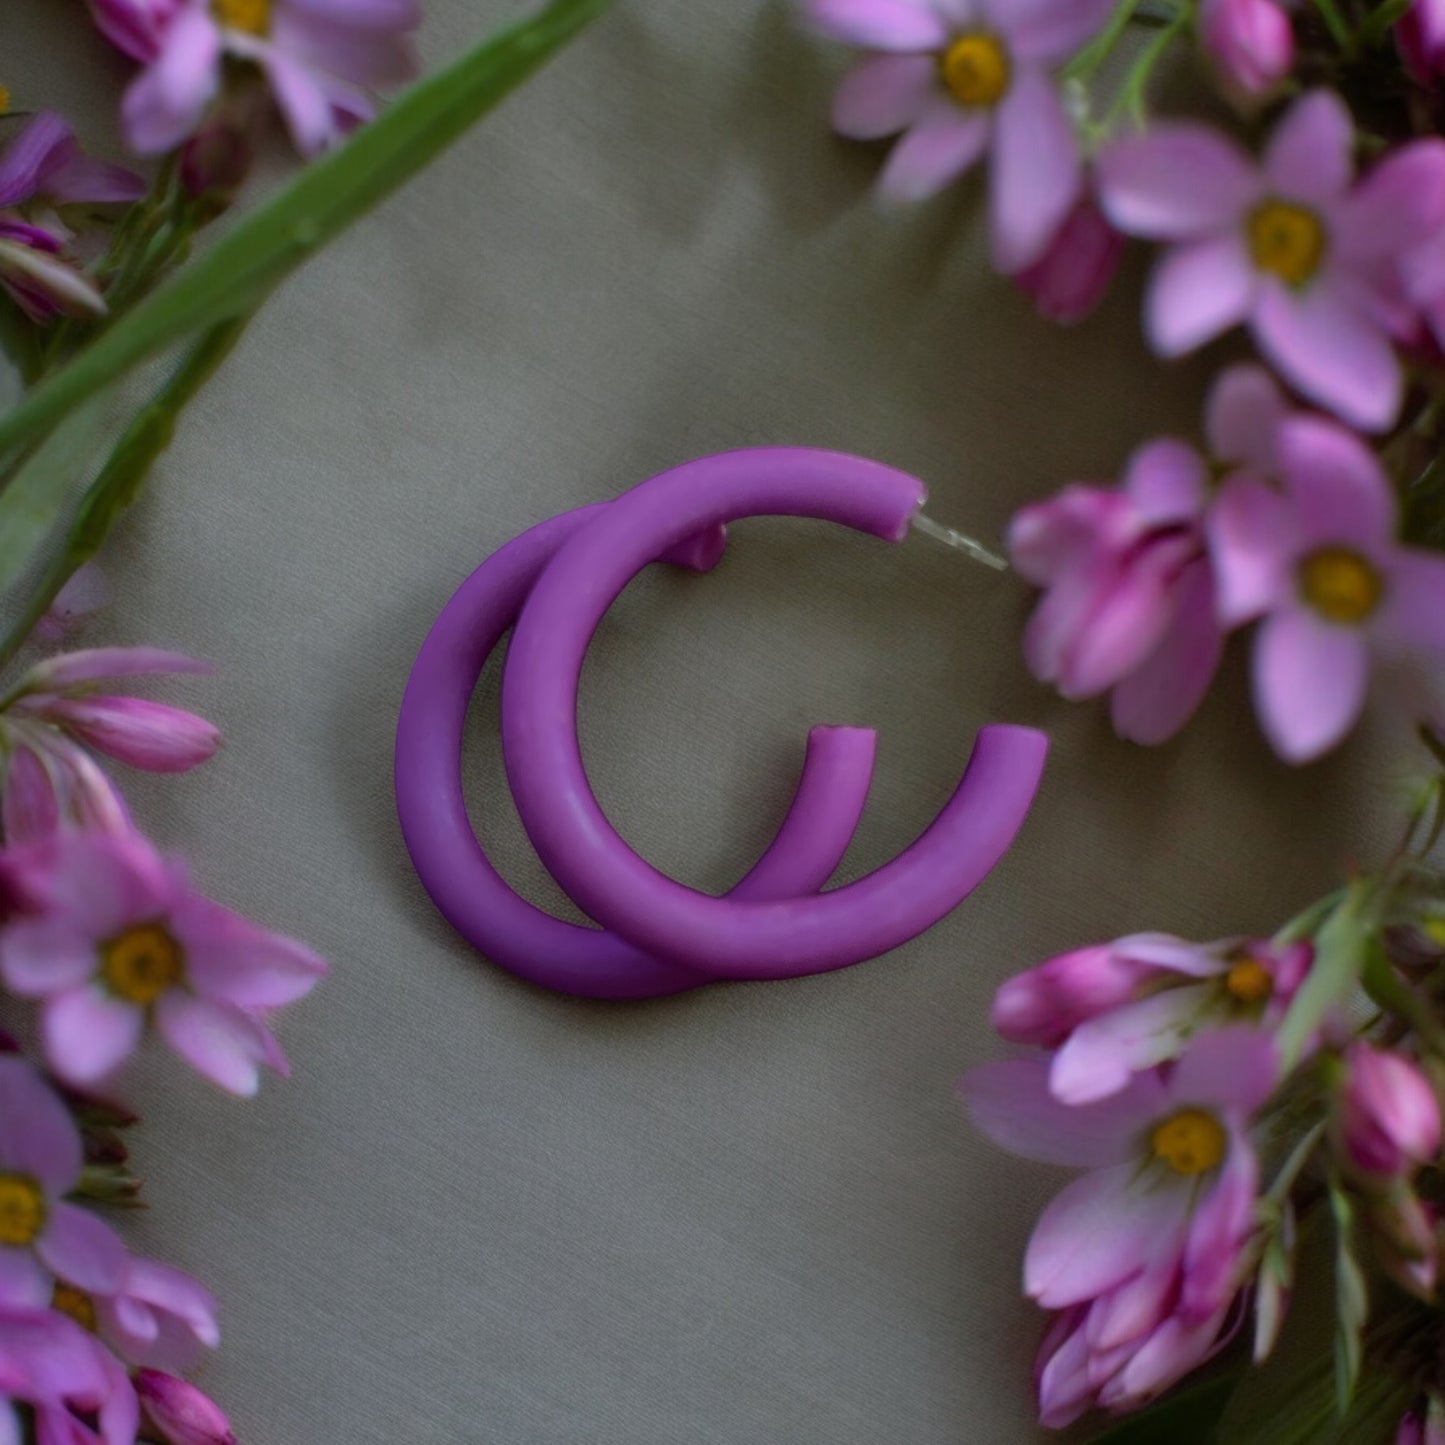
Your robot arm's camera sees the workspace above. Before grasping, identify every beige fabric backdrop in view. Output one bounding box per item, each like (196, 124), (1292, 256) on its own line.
(10, 3), (1401, 1441)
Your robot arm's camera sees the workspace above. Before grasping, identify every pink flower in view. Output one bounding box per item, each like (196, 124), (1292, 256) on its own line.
(1010, 461), (1222, 746)
(1098, 90), (1445, 431)
(1211, 415), (1445, 760)
(0, 1309), (119, 1445)
(1398, 1398), (1445, 1445)
(804, 0), (1114, 270)
(135, 1370), (237, 1445)
(122, 0), (421, 158)
(0, 830), (327, 1094)
(0, 1059), (126, 1304)
(994, 934), (1310, 1103)
(88, 0), (184, 63)
(965, 1030), (1278, 1425)
(1198, 0), (1295, 96)
(1337, 1043), (1441, 1178)
(0, 647), (218, 846)
(1400, 0), (1445, 82)
(1014, 195), (1125, 324)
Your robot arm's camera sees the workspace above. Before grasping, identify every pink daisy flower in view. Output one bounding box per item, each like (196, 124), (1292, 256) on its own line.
(121, 0), (421, 157)
(1211, 415), (1445, 761)
(1098, 89), (1445, 431)
(0, 831), (326, 1095)
(804, 0), (1114, 270)
(1197, 0), (1295, 97)
(0, 1308), (119, 1445)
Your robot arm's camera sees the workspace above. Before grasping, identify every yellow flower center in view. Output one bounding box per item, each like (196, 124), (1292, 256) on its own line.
(0, 87), (11, 117)
(940, 34), (1011, 108)
(51, 1282), (97, 1333)
(0, 1173), (45, 1247)
(101, 924), (183, 1006)
(1225, 956), (1274, 1005)
(212, 0), (270, 35)
(1299, 547), (1382, 625)
(1247, 200), (1328, 287)
(1150, 1109), (1228, 1176)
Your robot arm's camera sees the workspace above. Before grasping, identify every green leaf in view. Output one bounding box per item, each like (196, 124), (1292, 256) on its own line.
(0, 0), (611, 469)
(1276, 893), (1367, 1070)
(1328, 1183), (1368, 1416)
(1361, 0), (1416, 45)
(1085, 1369), (1242, 1444)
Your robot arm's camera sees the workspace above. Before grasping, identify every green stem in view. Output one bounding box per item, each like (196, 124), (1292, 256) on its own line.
(1362, 941), (1445, 1055)
(1360, 0), (1415, 46)
(1065, 0), (1147, 83)
(1312, 0), (1357, 51)
(1103, 5), (1193, 132)
(0, 315), (252, 672)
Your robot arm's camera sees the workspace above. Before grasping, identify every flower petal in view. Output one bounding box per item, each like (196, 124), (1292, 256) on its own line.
(120, 8), (223, 155)
(171, 897), (327, 1009)
(1262, 89), (1355, 202)
(1253, 606), (1370, 762)
(1253, 280), (1402, 433)
(989, 68), (1082, 272)
(1171, 1027), (1279, 1115)
(0, 1248), (49, 1310)
(1, 746), (60, 847)
(1377, 552), (1445, 662)
(1099, 125), (1260, 240)
(1207, 474), (1296, 627)
(154, 994), (281, 1096)
(38, 1202), (126, 1294)
(1110, 559), (1225, 745)
(988, 0), (1115, 63)
(21, 648), (211, 693)
(42, 989), (144, 1087)
(1277, 414), (1396, 546)
(36, 697), (220, 773)
(1146, 235), (1255, 355)
(831, 54), (936, 139)
(1123, 438), (1209, 526)
(0, 1057), (81, 1189)
(1180, 1133), (1258, 1319)
(877, 100), (990, 203)
(1335, 138), (1445, 260)
(962, 1056), (1167, 1166)
(1205, 363), (1290, 472)
(1050, 986), (1210, 1103)
(0, 918), (98, 998)
(0, 115), (72, 208)
(802, 0), (949, 49)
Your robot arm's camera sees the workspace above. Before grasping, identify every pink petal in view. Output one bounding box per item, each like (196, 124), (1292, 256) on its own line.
(0, 1057), (81, 1190)
(0, 1249), (48, 1310)
(0, 115), (72, 207)
(1180, 1135), (1258, 1319)
(1098, 126), (1260, 240)
(1205, 363), (1290, 471)
(1377, 551), (1445, 659)
(989, 68), (1081, 272)
(802, 0), (949, 49)
(22, 648), (211, 692)
(125, 1260), (220, 1348)
(171, 898), (327, 1008)
(1102, 1307), (1230, 1409)
(1146, 235), (1254, 355)
(1252, 279), (1402, 433)
(42, 989), (144, 1087)
(1110, 559), (1225, 744)
(1025, 1167), (1183, 1308)
(154, 993), (280, 1096)
(1050, 986), (1210, 1103)
(120, 8), (223, 154)
(37, 1202), (126, 1294)
(962, 1057), (1167, 1166)
(0, 918), (98, 998)
(1023, 554), (1119, 685)
(17, 831), (162, 938)
(987, 0), (1115, 63)
(264, 50), (345, 157)
(831, 54), (936, 139)
(1112, 934), (1223, 975)
(877, 101), (990, 203)
(1262, 89), (1355, 203)
(1336, 138), (1445, 261)
(1007, 486), (1135, 586)
(0, 242), (107, 320)
(38, 697), (220, 773)
(1087, 1242), (1186, 1351)
(1207, 475), (1295, 627)
(1123, 438), (1209, 526)
(1277, 414), (1396, 546)
(2, 746), (60, 846)
(1254, 606), (1370, 761)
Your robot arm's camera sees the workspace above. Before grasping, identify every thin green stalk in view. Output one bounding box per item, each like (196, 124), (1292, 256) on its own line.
(1312, 0), (1356, 51)
(0, 315), (251, 671)
(1102, 4), (1194, 131)
(1065, 0), (1147, 83)
(1360, 0), (1414, 46)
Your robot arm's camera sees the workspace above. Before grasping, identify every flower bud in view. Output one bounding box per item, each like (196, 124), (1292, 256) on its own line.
(1339, 1043), (1442, 1178)
(1014, 198), (1123, 325)
(136, 1371), (238, 1445)
(1400, 0), (1445, 83)
(179, 123), (254, 213)
(86, 0), (181, 62)
(991, 944), (1151, 1047)
(1198, 0), (1295, 96)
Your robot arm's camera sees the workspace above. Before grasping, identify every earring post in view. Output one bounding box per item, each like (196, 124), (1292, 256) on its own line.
(910, 512), (1009, 572)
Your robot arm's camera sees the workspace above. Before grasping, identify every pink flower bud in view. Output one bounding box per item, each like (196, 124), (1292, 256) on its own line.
(991, 944), (1153, 1047)
(1400, 0), (1445, 83)
(135, 1371), (237, 1445)
(86, 0), (181, 62)
(34, 696), (220, 773)
(1339, 1044), (1442, 1178)
(1199, 0), (1295, 95)
(1014, 199), (1124, 325)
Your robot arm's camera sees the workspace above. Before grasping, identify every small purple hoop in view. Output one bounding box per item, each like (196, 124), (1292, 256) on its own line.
(501, 447), (1049, 980)
(394, 501), (878, 999)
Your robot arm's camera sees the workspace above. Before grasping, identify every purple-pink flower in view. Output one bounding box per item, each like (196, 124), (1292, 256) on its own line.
(965, 1030), (1278, 1426)
(804, 0), (1113, 271)
(0, 830), (326, 1094)
(0, 1308), (120, 1445)
(1198, 0), (1295, 96)
(993, 933), (1311, 1104)
(1211, 415), (1445, 761)
(0, 1058), (126, 1304)
(120, 0), (422, 158)
(1400, 0), (1445, 82)
(1398, 1397), (1445, 1445)
(1337, 1043), (1441, 1179)
(135, 1369), (237, 1445)
(89, 0), (184, 62)
(1014, 194), (1124, 324)
(1098, 89), (1445, 431)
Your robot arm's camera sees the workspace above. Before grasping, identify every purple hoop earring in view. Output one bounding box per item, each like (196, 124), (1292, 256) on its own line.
(394, 502), (878, 999)
(500, 448), (1049, 980)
